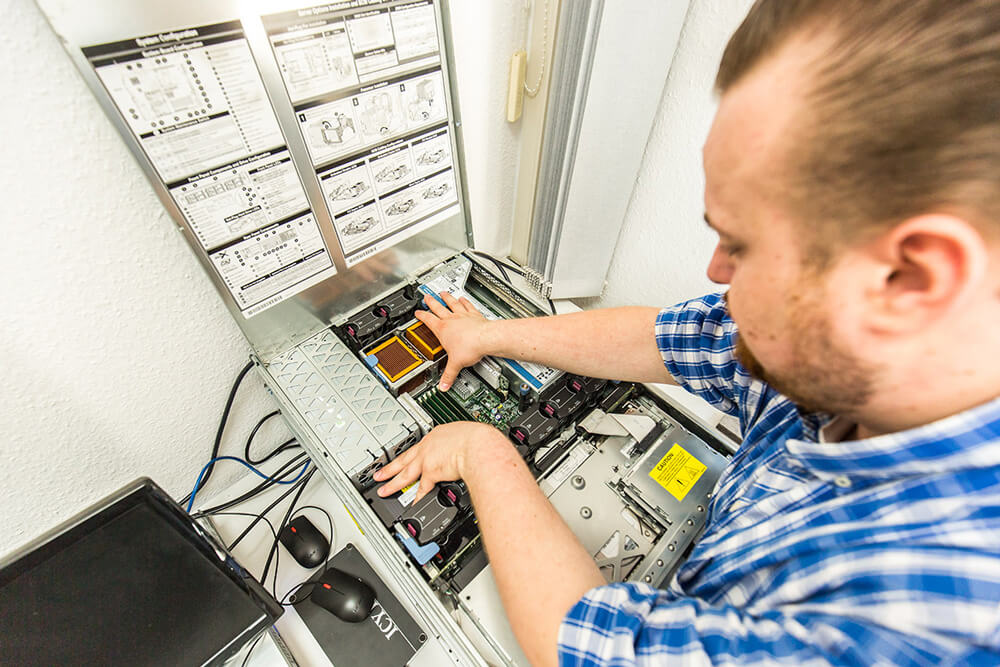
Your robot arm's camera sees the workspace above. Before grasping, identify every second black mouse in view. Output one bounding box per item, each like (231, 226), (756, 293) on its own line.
(278, 516), (329, 568)
(309, 567), (376, 623)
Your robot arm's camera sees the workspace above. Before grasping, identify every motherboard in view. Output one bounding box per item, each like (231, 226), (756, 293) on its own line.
(267, 254), (730, 601)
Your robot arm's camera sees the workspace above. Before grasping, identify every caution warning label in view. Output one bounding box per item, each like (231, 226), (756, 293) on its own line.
(649, 443), (707, 501)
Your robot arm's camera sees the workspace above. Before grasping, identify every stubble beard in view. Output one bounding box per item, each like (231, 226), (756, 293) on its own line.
(729, 291), (879, 417)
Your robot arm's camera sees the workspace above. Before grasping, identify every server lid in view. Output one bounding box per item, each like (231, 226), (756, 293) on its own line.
(38, 0), (473, 360)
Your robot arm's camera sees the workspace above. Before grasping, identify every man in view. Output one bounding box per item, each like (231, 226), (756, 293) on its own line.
(376, 0), (1000, 664)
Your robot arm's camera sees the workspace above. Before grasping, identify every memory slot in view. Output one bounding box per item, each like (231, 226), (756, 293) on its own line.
(437, 390), (474, 421)
(423, 393), (459, 424)
(419, 395), (453, 424)
(426, 392), (465, 422)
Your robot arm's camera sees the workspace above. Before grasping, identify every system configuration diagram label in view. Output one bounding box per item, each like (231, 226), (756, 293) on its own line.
(264, 1), (459, 266)
(83, 20), (336, 317)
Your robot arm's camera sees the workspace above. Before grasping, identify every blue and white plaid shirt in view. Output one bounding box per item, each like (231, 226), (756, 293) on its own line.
(558, 292), (1000, 666)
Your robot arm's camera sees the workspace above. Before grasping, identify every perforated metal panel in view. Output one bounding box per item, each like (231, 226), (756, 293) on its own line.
(268, 329), (417, 481)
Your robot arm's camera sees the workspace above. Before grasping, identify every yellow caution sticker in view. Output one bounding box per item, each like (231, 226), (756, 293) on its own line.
(649, 443), (707, 501)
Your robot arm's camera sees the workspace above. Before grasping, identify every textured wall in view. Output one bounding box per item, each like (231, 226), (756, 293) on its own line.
(578, 1), (754, 310)
(0, 0), (519, 557)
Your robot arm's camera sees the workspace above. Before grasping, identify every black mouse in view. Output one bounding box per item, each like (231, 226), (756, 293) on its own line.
(309, 567), (376, 623)
(278, 516), (329, 568)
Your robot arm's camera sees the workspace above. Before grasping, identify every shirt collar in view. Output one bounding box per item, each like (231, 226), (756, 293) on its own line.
(784, 396), (1000, 480)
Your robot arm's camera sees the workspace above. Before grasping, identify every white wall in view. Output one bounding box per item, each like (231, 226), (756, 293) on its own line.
(578, 0), (754, 310)
(0, 0), (519, 557)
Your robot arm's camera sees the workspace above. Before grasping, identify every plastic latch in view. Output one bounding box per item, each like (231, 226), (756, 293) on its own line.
(394, 524), (440, 565)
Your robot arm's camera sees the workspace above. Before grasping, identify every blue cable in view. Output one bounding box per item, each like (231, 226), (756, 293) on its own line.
(186, 456), (310, 513)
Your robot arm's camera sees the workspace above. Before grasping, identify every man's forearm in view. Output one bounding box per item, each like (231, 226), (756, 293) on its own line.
(481, 306), (674, 384)
(463, 436), (605, 667)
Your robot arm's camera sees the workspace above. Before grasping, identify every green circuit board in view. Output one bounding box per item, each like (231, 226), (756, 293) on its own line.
(417, 377), (522, 431)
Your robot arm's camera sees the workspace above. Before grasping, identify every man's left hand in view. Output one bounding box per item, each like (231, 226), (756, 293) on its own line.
(373, 421), (510, 502)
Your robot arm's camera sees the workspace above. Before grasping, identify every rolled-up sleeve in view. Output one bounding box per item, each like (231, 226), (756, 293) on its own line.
(655, 292), (747, 416)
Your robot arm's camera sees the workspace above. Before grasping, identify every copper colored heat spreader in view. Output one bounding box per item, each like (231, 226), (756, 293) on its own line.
(369, 336), (423, 381)
(405, 322), (444, 360)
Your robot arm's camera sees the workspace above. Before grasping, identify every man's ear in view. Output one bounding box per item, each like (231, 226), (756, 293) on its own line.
(865, 215), (988, 334)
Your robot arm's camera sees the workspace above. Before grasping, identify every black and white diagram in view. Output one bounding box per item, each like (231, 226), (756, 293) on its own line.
(356, 85), (405, 143)
(170, 148), (309, 250)
(84, 21), (336, 317)
(401, 72), (445, 124)
(390, 1), (439, 61)
(333, 201), (385, 253)
(272, 20), (359, 103)
(411, 127), (451, 177)
(318, 159), (376, 216)
(264, 3), (459, 267)
(297, 97), (362, 164)
(87, 22), (285, 183)
(369, 145), (416, 196)
(209, 212), (333, 315)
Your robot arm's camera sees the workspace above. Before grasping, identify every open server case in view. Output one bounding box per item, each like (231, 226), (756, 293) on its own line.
(38, 0), (735, 663)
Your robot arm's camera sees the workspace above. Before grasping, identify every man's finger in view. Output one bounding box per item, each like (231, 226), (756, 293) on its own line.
(440, 292), (462, 311)
(413, 476), (436, 504)
(377, 462), (421, 497)
(458, 297), (478, 314)
(374, 444), (417, 481)
(414, 308), (442, 334)
(423, 293), (452, 318)
(439, 360), (462, 392)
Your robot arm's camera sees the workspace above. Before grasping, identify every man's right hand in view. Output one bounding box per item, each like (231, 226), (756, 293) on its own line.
(415, 292), (492, 391)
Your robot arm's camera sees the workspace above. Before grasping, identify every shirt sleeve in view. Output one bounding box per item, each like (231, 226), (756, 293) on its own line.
(557, 583), (923, 667)
(655, 292), (748, 417)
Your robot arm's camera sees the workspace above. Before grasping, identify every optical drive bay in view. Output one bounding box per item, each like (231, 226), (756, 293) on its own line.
(255, 253), (731, 666)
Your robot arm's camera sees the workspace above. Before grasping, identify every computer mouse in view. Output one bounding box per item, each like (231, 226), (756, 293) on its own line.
(309, 567), (376, 623)
(278, 516), (329, 568)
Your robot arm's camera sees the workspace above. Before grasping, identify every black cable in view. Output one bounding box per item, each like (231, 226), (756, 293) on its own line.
(227, 467), (313, 552)
(471, 250), (525, 278)
(244, 411), (301, 465)
(205, 511), (278, 540)
(260, 469), (315, 584)
(183, 360), (255, 505)
(192, 453), (310, 519)
(241, 631), (266, 667)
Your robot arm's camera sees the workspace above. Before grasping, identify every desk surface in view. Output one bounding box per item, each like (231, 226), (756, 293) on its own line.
(196, 463), (457, 667)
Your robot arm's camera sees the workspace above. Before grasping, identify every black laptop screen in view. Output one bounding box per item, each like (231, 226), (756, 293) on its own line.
(0, 480), (281, 666)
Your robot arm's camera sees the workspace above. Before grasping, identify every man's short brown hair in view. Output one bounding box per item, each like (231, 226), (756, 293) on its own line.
(717, 0), (1000, 261)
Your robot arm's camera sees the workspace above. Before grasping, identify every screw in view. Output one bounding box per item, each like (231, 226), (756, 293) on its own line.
(697, 505), (704, 512)
(668, 544), (676, 551)
(644, 575), (652, 583)
(687, 519), (695, 526)
(580, 506), (592, 519)
(571, 475), (586, 490)
(656, 559), (663, 567)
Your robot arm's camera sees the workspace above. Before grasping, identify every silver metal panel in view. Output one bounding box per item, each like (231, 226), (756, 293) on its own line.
(267, 329), (418, 484)
(36, 0), (473, 362)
